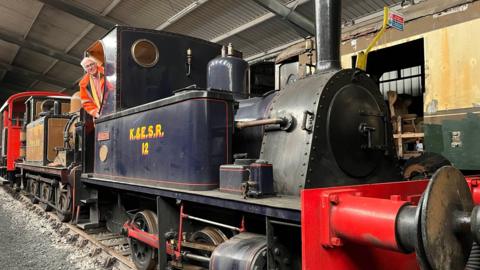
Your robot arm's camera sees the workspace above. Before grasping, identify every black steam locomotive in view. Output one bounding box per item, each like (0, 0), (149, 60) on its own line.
(86, 1), (402, 268)
(17, 29), (397, 270)
(10, 0), (480, 269)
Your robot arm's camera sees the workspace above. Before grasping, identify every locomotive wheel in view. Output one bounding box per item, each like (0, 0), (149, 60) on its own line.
(55, 183), (72, 222)
(129, 210), (158, 270)
(29, 180), (39, 204)
(189, 226), (228, 257)
(39, 182), (53, 211)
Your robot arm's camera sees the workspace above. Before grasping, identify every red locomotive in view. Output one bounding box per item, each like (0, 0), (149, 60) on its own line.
(0, 91), (68, 184)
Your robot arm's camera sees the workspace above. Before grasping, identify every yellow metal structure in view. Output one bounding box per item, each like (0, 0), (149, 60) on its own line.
(355, 7), (389, 70)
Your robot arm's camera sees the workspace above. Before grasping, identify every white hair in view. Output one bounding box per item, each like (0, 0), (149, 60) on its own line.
(80, 57), (98, 70)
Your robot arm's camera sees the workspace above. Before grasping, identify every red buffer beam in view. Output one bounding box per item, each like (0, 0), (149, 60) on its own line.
(302, 180), (428, 270)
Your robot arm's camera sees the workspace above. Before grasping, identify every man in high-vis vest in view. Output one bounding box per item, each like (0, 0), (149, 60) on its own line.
(79, 57), (105, 118)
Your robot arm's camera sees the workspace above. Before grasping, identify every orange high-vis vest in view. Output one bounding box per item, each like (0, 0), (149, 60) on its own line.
(79, 66), (105, 118)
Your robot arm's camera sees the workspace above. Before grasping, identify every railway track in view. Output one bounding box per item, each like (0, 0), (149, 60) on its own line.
(2, 185), (136, 270)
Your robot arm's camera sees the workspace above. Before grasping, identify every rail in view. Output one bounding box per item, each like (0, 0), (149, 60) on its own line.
(1, 185), (135, 270)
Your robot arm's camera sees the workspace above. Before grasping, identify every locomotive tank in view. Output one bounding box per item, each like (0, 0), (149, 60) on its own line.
(231, 0), (401, 195)
(88, 28), (234, 190)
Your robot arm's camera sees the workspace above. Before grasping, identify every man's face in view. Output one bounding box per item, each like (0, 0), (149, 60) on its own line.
(84, 61), (98, 76)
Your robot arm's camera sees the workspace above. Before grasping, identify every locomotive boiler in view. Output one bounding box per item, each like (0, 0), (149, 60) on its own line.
(8, 0), (480, 269)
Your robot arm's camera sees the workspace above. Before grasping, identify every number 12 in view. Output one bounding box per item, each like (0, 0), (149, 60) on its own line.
(142, 142), (149, 155)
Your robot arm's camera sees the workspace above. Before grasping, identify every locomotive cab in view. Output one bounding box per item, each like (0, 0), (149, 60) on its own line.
(84, 26), (223, 117)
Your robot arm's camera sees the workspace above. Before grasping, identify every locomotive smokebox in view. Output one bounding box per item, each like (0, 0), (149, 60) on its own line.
(256, 0), (401, 195)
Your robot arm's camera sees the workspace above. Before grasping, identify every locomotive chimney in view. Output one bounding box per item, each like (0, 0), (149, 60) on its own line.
(315, 0), (342, 72)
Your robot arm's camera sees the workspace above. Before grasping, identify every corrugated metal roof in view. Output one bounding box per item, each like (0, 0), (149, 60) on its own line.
(165, 0), (283, 40)
(3, 72), (35, 88)
(0, 0), (452, 100)
(296, 0), (399, 25)
(71, 0), (115, 14)
(12, 48), (56, 73)
(27, 5), (91, 51)
(109, 0), (195, 29)
(68, 26), (108, 57)
(342, 0), (399, 19)
(0, 0), (43, 36)
(0, 40), (18, 63)
(46, 61), (83, 84)
(222, 16), (303, 57)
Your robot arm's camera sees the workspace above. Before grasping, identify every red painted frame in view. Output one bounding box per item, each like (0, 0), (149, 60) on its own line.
(301, 180), (429, 270)
(0, 91), (67, 172)
(130, 181), (429, 268)
(466, 176), (480, 205)
(301, 177), (480, 270)
(121, 175), (480, 269)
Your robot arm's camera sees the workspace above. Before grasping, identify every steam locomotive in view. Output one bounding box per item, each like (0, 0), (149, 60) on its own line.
(0, 93), (66, 173)
(3, 0), (480, 269)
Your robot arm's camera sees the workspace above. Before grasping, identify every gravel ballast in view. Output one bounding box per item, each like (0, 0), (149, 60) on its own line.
(0, 186), (103, 270)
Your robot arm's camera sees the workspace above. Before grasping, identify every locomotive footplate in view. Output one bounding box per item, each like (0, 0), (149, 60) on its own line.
(16, 163), (69, 179)
(81, 174), (300, 222)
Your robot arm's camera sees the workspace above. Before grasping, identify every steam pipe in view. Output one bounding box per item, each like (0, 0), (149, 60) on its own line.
(235, 118), (286, 129)
(315, 0), (342, 72)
